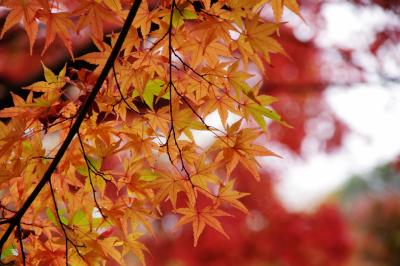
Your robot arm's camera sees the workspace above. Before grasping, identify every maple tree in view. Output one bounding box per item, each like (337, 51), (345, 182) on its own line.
(0, 0), (305, 265)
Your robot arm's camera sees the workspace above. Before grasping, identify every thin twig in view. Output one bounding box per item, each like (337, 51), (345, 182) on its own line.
(166, 0), (196, 189)
(48, 179), (85, 265)
(171, 48), (243, 106)
(112, 65), (143, 115)
(77, 132), (107, 219)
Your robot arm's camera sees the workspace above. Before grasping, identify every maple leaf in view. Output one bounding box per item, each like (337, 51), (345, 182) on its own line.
(189, 17), (236, 45)
(123, 234), (149, 265)
(241, 94), (292, 130)
(0, 118), (26, 159)
(176, 205), (232, 247)
(0, 159), (24, 184)
(84, 237), (126, 264)
(125, 201), (158, 237)
(28, 63), (67, 92)
(201, 94), (239, 127)
(145, 106), (171, 136)
(77, 41), (112, 74)
(129, 50), (168, 79)
(210, 120), (278, 180)
(169, 7), (198, 28)
(191, 155), (220, 191)
(226, 61), (255, 98)
(37, 9), (75, 57)
(181, 30), (230, 68)
(151, 172), (185, 209)
(132, 0), (152, 36)
(133, 0), (168, 37)
(73, 0), (122, 44)
(236, 13), (286, 66)
(102, 0), (122, 12)
(216, 0), (268, 27)
(0, 64), (69, 130)
(271, 0), (302, 23)
(216, 180), (250, 213)
(0, 92), (49, 119)
(0, 0), (41, 54)
(118, 131), (157, 164)
(142, 79), (167, 110)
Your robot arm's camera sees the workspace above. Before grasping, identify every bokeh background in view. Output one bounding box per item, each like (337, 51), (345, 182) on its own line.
(1, 0), (399, 265)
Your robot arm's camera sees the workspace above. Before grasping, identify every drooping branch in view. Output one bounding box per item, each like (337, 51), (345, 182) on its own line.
(166, 0), (192, 180)
(48, 178), (85, 264)
(0, 0), (143, 254)
(77, 132), (107, 220)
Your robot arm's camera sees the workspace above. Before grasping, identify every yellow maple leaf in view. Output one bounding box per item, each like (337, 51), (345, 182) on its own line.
(217, 180), (250, 213)
(37, 10), (75, 57)
(271, 0), (302, 23)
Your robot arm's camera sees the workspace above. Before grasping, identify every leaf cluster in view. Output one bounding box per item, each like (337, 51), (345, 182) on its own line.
(0, 0), (300, 264)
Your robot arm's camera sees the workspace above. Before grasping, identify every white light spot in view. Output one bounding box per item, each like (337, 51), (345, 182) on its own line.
(246, 210), (267, 232)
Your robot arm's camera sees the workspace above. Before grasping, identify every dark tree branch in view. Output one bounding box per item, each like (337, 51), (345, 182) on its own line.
(0, 0), (143, 256)
(16, 223), (26, 266)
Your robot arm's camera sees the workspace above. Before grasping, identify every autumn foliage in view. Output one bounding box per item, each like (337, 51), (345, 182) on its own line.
(0, 0), (306, 265)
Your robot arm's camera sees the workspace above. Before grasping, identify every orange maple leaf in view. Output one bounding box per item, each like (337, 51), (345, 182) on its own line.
(73, 0), (122, 44)
(0, 0), (41, 54)
(217, 180), (250, 213)
(37, 9), (75, 57)
(176, 205), (232, 247)
(271, 0), (302, 23)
